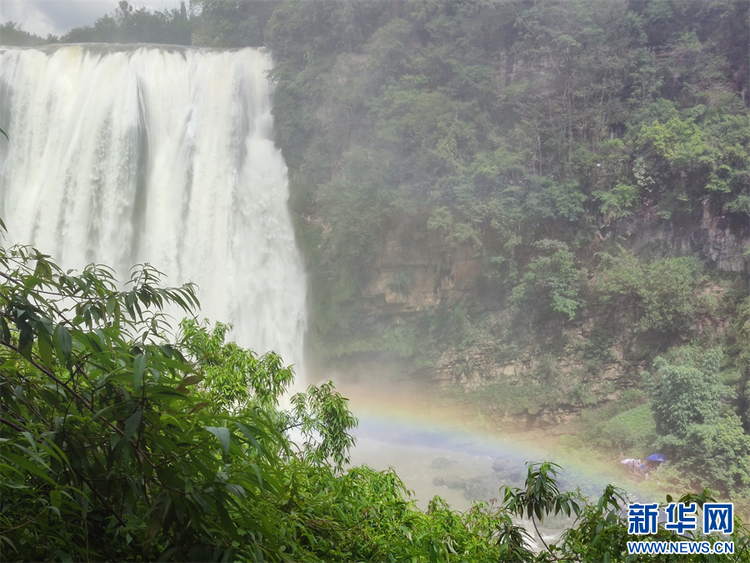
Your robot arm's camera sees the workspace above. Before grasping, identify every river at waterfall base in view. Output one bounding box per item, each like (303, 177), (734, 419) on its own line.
(331, 376), (641, 546)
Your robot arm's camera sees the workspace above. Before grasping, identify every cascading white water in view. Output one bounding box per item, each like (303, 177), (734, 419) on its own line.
(0, 45), (307, 381)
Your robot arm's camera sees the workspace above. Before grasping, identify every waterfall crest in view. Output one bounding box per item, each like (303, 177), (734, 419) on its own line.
(0, 45), (307, 380)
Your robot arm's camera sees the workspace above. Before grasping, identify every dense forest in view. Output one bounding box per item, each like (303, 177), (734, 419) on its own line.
(261, 0), (750, 505)
(1, 0), (749, 560)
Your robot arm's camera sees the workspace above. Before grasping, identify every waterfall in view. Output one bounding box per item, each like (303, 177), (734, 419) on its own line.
(0, 44), (307, 380)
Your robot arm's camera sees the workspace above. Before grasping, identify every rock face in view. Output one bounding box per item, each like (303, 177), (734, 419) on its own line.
(432, 472), (521, 503)
(464, 474), (515, 502)
(626, 202), (749, 274)
(360, 204), (748, 317)
(432, 456), (458, 470)
(332, 204), (747, 432)
(697, 202), (750, 273)
(361, 227), (482, 313)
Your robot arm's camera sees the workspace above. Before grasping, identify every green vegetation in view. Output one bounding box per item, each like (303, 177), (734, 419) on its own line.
(648, 348), (750, 498)
(4, 229), (747, 561)
(0, 1), (280, 48)
(0, 22), (55, 46)
(258, 0), (749, 504)
(584, 403), (658, 455)
(510, 240), (581, 323)
(3, 0), (750, 550)
(255, 0), (749, 385)
(596, 250), (702, 337)
(61, 1), (193, 45)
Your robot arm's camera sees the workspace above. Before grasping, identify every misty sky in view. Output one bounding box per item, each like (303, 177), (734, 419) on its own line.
(1, 1), (182, 38)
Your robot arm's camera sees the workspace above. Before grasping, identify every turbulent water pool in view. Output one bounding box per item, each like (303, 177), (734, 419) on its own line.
(337, 378), (628, 524)
(343, 391), (582, 547)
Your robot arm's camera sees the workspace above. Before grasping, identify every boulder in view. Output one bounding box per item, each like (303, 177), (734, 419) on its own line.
(433, 474), (466, 489)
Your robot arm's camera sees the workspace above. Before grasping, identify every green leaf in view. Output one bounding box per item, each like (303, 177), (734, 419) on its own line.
(206, 426), (231, 453)
(124, 410), (142, 440)
(0, 317), (11, 343)
(133, 353), (146, 389)
(235, 422), (268, 457)
(54, 324), (72, 361)
(18, 326), (34, 359)
(215, 497), (239, 540)
(1, 451), (56, 485)
(249, 463), (265, 491)
(224, 483), (246, 499)
(50, 489), (62, 509)
(37, 331), (54, 367)
(105, 296), (117, 318)
(181, 374), (203, 386)
(145, 510), (161, 540)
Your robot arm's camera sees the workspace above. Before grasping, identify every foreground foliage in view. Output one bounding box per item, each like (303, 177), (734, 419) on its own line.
(0, 230), (748, 562)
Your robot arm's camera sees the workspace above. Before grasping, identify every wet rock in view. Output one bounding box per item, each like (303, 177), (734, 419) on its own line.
(494, 470), (510, 482)
(464, 474), (506, 501)
(433, 474), (466, 489)
(492, 457), (511, 473)
(431, 456), (451, 469)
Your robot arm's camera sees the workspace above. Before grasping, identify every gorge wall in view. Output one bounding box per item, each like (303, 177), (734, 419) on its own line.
(316, 203), (748, 430)
(264, 1), (749, 430)
(362, 206), (749, 316)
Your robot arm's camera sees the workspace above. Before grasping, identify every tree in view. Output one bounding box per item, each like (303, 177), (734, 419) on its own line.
(0, 22), (54, 46)
(684, 413), (750, 497)
(560, 485), (750, 562)
(62, 3), (193, 45)
(0, 241), (275, 560)
(511, 240), (582, 322)
(264, 0), (749, 381)
(597, 249), (701, 338)
(730, 297), (750, 432)
(189, 0), (281, 47)
(650, 350), (722, 443)
(502, 461), (581, 556)
(179, 318), (294, 411)
(648, 349), (750, 497)
(0, 230), (356, 560)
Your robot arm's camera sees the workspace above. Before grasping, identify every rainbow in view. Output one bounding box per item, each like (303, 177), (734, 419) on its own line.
(341, 381), (638, 510)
